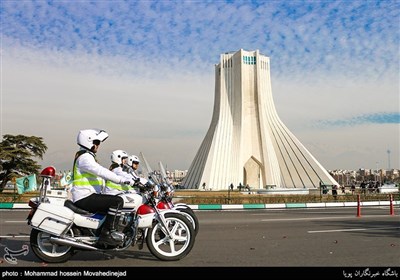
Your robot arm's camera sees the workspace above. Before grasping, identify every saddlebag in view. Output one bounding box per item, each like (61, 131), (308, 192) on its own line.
(30, 203), (74, 236)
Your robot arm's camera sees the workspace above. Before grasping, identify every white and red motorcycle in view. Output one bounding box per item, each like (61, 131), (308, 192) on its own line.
(138, 153), (199, 236)
(26, 167), (196, 263)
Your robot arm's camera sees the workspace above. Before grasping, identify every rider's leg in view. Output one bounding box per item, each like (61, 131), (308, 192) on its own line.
(98, 196), (125, 246)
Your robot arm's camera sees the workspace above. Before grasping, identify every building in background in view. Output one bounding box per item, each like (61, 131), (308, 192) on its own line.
(182, 49), (339, 191)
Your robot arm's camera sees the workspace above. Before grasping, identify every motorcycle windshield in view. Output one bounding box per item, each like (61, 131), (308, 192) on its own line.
(158, 161), (172, 185)
(139, 152), (160, 184)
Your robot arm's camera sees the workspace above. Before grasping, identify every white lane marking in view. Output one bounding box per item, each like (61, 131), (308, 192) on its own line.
(308, 227), (400, 233)
(2, 220), (30, 238)
(0, 235), (30, 238)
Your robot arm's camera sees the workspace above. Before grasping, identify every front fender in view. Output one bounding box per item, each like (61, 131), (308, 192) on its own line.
(157, 209), (182, 218)
(173, 203), (192, 210)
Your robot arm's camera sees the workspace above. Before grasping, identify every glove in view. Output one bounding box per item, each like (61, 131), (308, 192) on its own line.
(123, 181), (133, 186)
(124, 178), (140, 187)
(139, 177), (148, 185)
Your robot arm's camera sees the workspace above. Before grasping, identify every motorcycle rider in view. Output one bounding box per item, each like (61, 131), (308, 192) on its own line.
(124, 154), (149, 184)
(102, 150), (131, 194)
(125, 154), (141, 179)
(71, 129), (136, 247)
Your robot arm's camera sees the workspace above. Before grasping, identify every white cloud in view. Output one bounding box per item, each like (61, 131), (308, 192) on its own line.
(1, 0), (399, 171)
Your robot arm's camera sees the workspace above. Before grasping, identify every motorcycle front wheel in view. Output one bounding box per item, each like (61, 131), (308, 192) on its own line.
(177, 207), (199, 237)
(30, 228), (75, 263)
(146, 212), (195, 261)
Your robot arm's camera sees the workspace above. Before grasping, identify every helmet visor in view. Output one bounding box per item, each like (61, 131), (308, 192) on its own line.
(96, 130), (109, 142)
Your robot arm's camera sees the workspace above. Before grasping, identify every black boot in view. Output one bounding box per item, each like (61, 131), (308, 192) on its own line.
(98, 228), (124, 246)
(98, 211), (124, 247)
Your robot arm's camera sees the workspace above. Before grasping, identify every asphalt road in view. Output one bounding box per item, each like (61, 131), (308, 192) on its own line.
(0, 207), (399, 278)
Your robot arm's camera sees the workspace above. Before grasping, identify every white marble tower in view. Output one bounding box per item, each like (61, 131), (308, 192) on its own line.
(182, 49), (338, 191)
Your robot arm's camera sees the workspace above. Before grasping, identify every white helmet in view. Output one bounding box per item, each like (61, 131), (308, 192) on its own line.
(77, 129), (109, 150)
(128, 155), (140, 166)
(111, 150), (129, 165)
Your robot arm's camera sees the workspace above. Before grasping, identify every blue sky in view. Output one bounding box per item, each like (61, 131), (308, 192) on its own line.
(1, 0), (399, 172)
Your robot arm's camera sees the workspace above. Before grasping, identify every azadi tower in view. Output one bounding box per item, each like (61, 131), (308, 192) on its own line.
(182, 49), (339, 191)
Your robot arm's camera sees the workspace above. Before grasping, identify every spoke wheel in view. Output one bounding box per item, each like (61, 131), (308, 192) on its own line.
(146, 213), (195, 261)
(30, 228), (75, 263)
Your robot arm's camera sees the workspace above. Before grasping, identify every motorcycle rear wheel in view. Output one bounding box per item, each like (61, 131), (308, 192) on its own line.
(30, 228), (75, 263)
(146, 212), (195, 261)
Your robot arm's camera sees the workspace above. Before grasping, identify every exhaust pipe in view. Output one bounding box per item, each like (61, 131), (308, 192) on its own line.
(50, 237), (99, 251)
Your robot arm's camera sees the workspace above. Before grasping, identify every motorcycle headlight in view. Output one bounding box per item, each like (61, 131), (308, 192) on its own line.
(152, 184), (161, 199)
(146, 179), (155, 187)
(165, 186), (174, 198)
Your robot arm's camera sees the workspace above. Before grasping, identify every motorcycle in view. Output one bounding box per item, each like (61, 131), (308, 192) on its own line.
(26, 166), (196, 263)
(138, 153), (199, 236)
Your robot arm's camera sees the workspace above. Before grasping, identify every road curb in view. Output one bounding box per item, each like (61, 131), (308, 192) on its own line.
(1, 200), (398, 210)
(185, 200), (400, 210)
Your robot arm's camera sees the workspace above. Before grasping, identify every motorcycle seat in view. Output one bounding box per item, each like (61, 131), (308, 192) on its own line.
(64, 199), (92, 215)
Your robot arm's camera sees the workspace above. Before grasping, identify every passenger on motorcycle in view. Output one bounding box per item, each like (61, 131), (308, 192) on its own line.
(71, 129), (136, 247)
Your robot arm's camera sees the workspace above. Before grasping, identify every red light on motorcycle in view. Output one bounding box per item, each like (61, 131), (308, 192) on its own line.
(40, 166), (56, 178)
